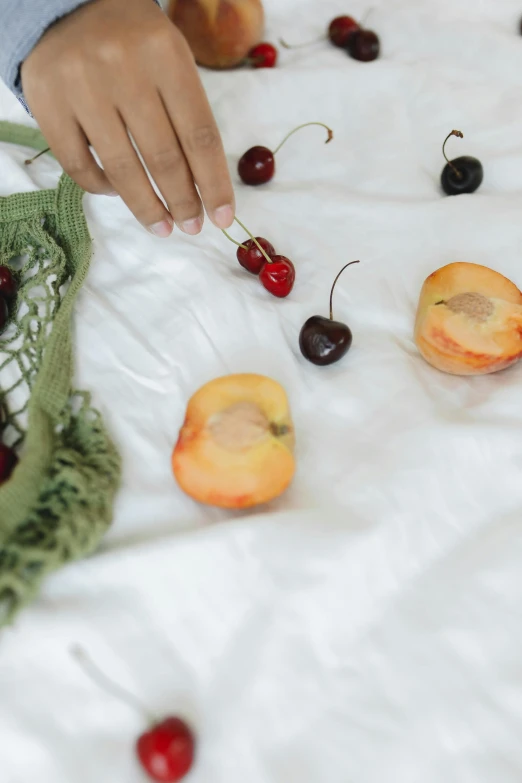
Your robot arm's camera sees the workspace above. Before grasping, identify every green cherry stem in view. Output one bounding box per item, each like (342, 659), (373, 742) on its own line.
(232, 216), (273, 265)
(71, 645), (157, 725)
(222, 229), (247, 250)
(329, 260), (360, 320)
(361, 7), (375, 26)
(272, 122), (334, 155)
(24, 147), (51, 165)
(442, 130), (464, 179)
(279, 35), (326, 50)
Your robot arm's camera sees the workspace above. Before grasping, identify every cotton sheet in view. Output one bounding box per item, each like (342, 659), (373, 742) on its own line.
(2, 1), (522, 780)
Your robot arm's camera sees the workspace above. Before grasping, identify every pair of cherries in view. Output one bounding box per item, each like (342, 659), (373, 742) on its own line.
(0, 266), (19, 486)
(224, 218), (295, 298)
(282, 14), (380, 63)
(328, 14), (380, 62)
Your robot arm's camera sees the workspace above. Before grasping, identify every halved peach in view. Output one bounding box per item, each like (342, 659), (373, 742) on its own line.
(414, 262), (522, 375)
(172, 374), (295, 509)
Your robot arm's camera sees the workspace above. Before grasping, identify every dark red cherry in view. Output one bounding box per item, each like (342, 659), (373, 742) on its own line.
(259, 255), (295, 298)
(328, 16), (360, 47)
(0, 267), (17, 299)
(441, 156), (483, 195)
(136, 717), (195, 783)
(237, 146), (275, 186)
(0, 443), (18, 484)
(237, 237), (275, 274)
(238, 122), (333, 186)
(300, 316), (352, 365)
(440, 130), (483, 196)
(346, 29), (380, 61)
(248, 42), (278, 68)
(0, 297), (8, 333)
(299, 261), (360, 365)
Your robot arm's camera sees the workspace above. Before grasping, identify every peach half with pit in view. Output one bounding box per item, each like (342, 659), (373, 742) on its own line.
(172, 374), (295, 508)
(414, 262), (522, 376)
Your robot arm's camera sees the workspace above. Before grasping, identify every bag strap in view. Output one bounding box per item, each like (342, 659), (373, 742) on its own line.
(0, 122), (91, 533)
(0, 122), (53, 158)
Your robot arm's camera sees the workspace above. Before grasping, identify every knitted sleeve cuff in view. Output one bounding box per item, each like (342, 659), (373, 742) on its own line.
(0, 0), (162, 110)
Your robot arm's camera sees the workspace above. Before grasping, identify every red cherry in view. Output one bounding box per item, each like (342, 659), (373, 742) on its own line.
(346, 29), (380, 62)
(136, 717), (195, 783)
(248, 42), (278, 68)
(0, 267), (16, 299)
(238, 122), (333, 186)
(238, 145), (275, 186)
(259, 255), (295, 298)
(0, 444), (18, 485)
(237, 237), (276, 274)
(328, 16), (360, 47)
(71, 647), (196, 783)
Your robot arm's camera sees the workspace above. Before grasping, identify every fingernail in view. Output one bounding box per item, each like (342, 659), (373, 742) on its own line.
(107, 191), (118, 197)
(213, 204), (234, 229)
(180, 216), (203, 236)
(148, 218), (173, 238)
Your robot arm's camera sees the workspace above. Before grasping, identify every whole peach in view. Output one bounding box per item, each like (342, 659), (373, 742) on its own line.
(168, 0), (265, 69)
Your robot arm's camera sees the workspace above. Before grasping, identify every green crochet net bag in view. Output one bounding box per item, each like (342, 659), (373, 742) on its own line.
(0, 121), (121, 626)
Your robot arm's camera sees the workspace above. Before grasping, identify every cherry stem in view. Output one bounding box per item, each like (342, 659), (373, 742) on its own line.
(222, 229), (247, 250)
(232, 217), (273, 264)
(245, 54), (271, 66)
(279, 35), (327, 50)
(272, 122), (334, 155)
(442, 130), (464, 179)
(361, 7), (374, 26)
(71, 646), (157, 725)
(24, 147), (51, 165)
(329, 260), (360, 320)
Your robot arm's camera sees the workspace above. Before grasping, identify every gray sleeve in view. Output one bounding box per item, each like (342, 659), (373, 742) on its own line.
(0, 0), (95, 100)
(0, 0), (162, 111)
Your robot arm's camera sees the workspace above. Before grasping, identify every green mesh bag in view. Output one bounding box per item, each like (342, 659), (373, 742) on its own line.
(0, 122), (121, 625)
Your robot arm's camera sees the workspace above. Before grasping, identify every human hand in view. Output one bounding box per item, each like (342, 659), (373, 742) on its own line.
(21, 0), (235, 238)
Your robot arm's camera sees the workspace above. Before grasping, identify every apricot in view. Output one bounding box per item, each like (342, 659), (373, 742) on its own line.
(172, 374), (295, 508)
(414, 262), (522, 375)
(168, 0), (264, 69)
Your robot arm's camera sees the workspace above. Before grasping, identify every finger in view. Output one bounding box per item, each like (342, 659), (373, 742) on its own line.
(121, 90), (204, 235)
(78, 104), (174, 237)
(21, 65), (113, 196)
(30, 112), (113, 195)
(158, 41), (235, 229)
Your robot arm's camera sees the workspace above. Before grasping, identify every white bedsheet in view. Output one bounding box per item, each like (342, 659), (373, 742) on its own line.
(2, 0), (522, 780)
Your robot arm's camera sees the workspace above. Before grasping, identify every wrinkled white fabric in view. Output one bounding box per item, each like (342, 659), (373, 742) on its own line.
(2, 0), (522, 781)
